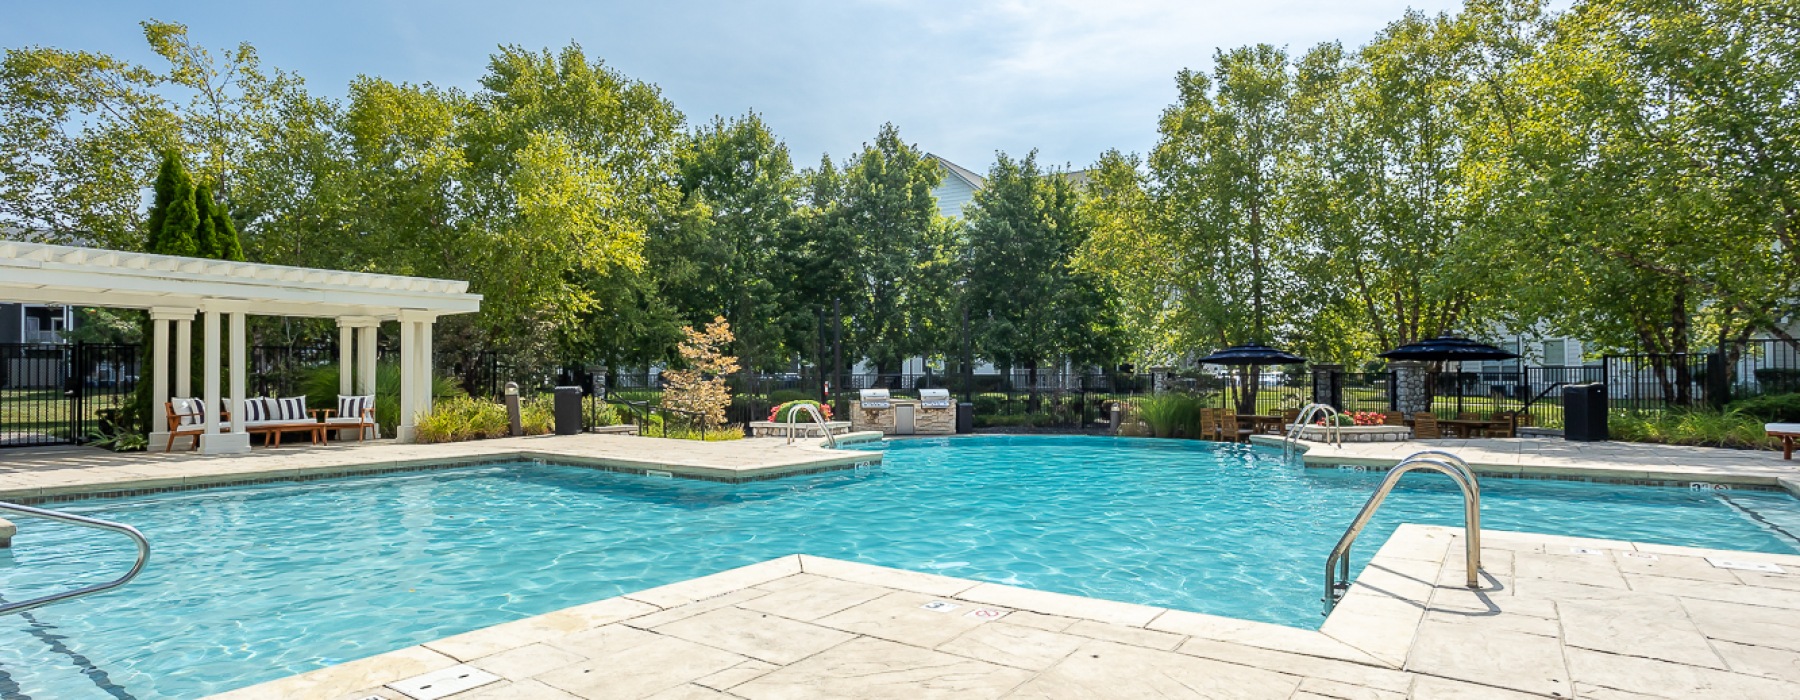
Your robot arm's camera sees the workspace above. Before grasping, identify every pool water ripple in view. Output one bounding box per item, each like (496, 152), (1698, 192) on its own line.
(2, 435), (1798, 699)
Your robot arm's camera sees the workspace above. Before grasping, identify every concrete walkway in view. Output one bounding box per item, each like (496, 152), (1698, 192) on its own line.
(0, 433), (878, 502)
(1252, 436), (1800, 493)
(209, 525), (1800, 699)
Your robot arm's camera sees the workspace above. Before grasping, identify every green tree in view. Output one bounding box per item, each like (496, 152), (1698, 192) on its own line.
(192, 180), (219, 258)
(835, 123), (949, 374)
(157, 153), (200, 256)
(966, 151), (1122, 395)
(651, 113), (800, 374)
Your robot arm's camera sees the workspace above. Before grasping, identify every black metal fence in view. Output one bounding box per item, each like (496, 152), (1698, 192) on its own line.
(1, 342), (141, 448)
(1605, 339), (1800, 411)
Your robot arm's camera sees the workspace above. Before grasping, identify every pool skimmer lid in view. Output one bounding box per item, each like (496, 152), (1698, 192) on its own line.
(386, 664), (501, 700)
(1706, 557), (1784, 574)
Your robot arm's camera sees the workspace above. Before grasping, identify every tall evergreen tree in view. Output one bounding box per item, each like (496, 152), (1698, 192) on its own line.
(209, 193), (245, 261)
(158, 155), (200, 256)
(193, 181), (220, 259)
(144, 151), (182, 253)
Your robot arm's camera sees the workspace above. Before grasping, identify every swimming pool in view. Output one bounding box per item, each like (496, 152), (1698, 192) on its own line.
(3, 435), (1798, 698)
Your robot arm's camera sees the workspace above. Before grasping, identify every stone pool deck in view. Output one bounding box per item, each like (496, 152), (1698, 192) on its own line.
(207, 524), (1800, 699)
(0, 433), (879, 503)
(1253, 435), (1800, 495)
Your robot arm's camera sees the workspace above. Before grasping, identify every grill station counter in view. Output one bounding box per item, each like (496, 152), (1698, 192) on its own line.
(850, 387), (955, 436)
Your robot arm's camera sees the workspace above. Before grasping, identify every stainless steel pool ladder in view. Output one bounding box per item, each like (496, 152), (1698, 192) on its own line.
(1323, 450), (1481, 615)
(784, 403), (837, 449)
(0, 501), (150, 616)
(1283, 403), (1343, 462)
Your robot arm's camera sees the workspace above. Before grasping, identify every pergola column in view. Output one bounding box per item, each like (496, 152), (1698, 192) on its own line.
(335, 316), (381, 440)
(199, 303), (251, 454)
(175, 317), (192, 397)
(147, 307), (196, 449)
(395, 310), (436, 443)
(338, 323), (354, 396)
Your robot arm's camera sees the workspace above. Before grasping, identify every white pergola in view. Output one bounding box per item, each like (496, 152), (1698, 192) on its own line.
(0, 241), (482, 453)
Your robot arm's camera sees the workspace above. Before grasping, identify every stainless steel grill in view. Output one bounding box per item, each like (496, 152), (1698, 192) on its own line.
(919, 388), (952, 409)
(859, 388), (892, 409)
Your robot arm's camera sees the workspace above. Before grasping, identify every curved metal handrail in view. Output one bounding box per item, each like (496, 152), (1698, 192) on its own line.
(0, 501), (150, 616)
(784, 403), (838, 449)
(1323, 455), (1481, 615)
(1283, 403), (1343, 461)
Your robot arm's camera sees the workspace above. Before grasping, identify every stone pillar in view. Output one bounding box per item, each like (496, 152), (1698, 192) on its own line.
(1310, 363), (1343, 410)
(1392, 360), (1432, 415)
(1149, 366), (1173, 394)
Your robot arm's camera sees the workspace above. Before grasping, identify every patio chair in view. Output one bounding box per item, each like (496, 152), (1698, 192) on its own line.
(162, 398), (219, 452)
(1197, 408), (1217, 440)
(1412, 413), (1442, 439)
(1219, 411), (1253, 442)
(322, 394), (379, 441)
(1381, 411), (1405, 426)
(1282, 408), (1300, 431)
(1488, 411), (1518, 438)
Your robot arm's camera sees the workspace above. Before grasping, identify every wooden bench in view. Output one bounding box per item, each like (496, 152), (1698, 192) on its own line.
(1770, 423), (1800, 460)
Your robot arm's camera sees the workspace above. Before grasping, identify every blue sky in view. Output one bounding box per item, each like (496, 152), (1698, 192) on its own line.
(4, 0), (1474, 172)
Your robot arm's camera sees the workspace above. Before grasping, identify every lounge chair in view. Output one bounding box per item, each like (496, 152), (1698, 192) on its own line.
(163, 398), (227, 452)
(322, 394), (379, 441)
(1769, 423), (1800, 460)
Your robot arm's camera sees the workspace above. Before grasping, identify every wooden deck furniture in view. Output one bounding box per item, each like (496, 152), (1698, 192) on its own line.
(1381, 411), (1405, 426)
(1769, 423), (1800, 460)
(162, 399), (218, 452)
(321, 395), (378, 441)
(1239, 414), (1286, 435)
(1412, 413), (1442, 439)
(1218, 411), (1253, 442)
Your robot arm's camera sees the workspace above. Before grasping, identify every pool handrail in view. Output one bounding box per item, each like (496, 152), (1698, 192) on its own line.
(784, 402), (837, 449)
(1283, 403), (1343, 461)
(1322, 453), (1481, 615)
(0, 501), (150, 616)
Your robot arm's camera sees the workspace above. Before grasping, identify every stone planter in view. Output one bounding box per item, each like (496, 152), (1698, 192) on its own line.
(749, 421), (853, 439)
(1291, 425), (1413, 443)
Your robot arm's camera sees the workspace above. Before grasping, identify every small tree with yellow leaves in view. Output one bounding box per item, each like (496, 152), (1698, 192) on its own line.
(661, 317), (739, 428)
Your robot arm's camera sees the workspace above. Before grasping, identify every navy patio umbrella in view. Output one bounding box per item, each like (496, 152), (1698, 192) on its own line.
(1198, 342), (1308, 414)
(1379, 334), (1520, 412)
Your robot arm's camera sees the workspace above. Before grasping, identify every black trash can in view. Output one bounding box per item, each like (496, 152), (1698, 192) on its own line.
(956, 402), (974, 434)
(554, 386), (583, 435)
(1564, 383), (1608, 442)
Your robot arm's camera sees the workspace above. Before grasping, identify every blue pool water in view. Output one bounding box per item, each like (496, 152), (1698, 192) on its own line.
(3, 435), (1799, 698)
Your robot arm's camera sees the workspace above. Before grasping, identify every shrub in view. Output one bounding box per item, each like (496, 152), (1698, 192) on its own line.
(300, 362), (464, 436)
(1754, 369), (1800, 395)
(1728, 393), (1800, 423)
(767, 389), (813, 405)
(1609, 408), (1777, 450)
(661, 317), (738, 429)
(768, 400), (833, 423)
(1133, 393), (1205, 438)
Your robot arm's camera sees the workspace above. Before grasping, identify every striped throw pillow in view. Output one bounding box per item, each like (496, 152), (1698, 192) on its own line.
(243, 398), (270, 423)
(338, 395), (373, 420)
(276, 396), (307, 421)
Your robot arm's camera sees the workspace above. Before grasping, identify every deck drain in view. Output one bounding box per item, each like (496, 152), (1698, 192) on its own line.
(1706, 558), (1784, 574)
(386, 664), (501, 700)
